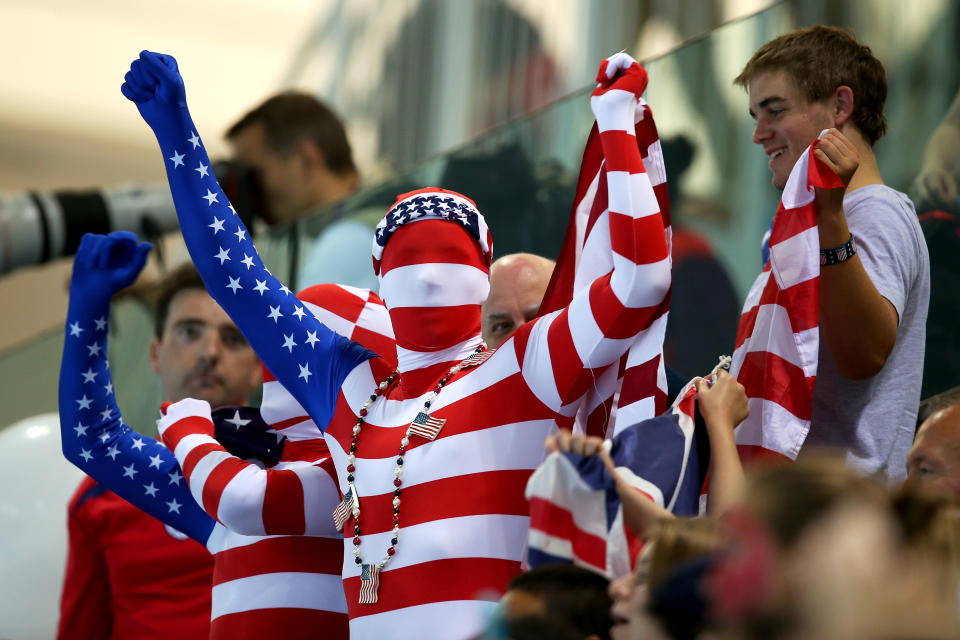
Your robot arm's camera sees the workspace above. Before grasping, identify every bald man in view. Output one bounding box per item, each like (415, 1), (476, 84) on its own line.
(482, 253), (556, 349)
(905, 387), (960, 495)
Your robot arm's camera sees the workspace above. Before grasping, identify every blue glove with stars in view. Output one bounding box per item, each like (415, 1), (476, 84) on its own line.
(120, 50), (188, 137)
(59, 230), (216, 546)
(69, 231), (151, 302)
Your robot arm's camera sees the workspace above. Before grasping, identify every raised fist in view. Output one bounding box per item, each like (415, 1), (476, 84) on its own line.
(71, 231), (152, 296)
(590, 52), (648, 130)
(120, 50), (187, 130)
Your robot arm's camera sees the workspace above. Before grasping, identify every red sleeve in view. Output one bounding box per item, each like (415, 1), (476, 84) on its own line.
(57, 479), (112, 640)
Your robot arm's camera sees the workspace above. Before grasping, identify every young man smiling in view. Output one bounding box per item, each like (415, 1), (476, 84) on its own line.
(736, 26), (930, 481)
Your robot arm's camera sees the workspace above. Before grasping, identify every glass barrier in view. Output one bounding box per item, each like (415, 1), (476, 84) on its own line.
(1, 0), (957, 433)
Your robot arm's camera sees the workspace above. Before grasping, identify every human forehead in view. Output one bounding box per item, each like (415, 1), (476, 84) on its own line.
(164, 288), (237, 329)
(914, 406), (960, 451)
(747, 69), (803, 113)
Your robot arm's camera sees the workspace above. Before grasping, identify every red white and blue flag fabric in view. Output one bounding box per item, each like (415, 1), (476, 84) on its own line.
(539, 95), (671, 440)
(730, 137), (842, 463)
(525, 381), (701, 578)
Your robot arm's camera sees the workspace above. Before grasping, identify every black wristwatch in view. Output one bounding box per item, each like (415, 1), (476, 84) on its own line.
(820, 234), (857, 266)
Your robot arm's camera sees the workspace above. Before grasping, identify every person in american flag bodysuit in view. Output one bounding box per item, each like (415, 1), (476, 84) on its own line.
(122, 49), (670, 639)
(59, 232), (398, 639)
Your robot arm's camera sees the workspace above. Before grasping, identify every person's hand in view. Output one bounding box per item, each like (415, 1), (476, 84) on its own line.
(71, 231), (152, 296)
(912, 165), (958, 212)
(813, 128), (859, 215)
(590, 52), (647, 131)
(545, 431), (616, 476)
(696, 369), (749, 433)
(120, 50), (187, 131)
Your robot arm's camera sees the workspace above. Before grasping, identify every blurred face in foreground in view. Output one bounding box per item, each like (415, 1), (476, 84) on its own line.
(608, 544), (669, 640)
(906, 404), (960, 496)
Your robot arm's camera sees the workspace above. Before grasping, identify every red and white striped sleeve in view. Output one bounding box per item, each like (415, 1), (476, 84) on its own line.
(517, 53), (670, 413)
(157, 398), (340, 537)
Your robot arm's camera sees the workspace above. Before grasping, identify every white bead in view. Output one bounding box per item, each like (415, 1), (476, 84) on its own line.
(393, 525), (400, 534)
(353, 546), (361, 555)
(393, 497), (400, 507)
(352, 507), (360, 517)
(348, 455), (355, 464)
(394, 468), (402, 477)
(353, 425), (361, 435)
(401, 438), (409, 447)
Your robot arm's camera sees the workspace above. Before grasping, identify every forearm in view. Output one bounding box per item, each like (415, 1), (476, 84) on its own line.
(614, 474), (674, 538)
(144, 106), (357, 427)
(816, 208), (898, 379)
(58, 291), (215, 544)
(704, 424), (744, 517)
(160, 399), (340, 536)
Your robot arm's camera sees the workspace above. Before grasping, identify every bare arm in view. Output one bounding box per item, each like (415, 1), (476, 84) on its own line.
(696, 370), (749, 517)
(813, 129), (899, 380)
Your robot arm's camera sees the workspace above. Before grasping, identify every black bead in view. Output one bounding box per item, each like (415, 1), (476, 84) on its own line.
(394, 489), (401, 497)
(347, 475), (354, 483)
(393, 507), (399, 514)
(354, 526), (361, 534)
(424, 401), (431, 408)
(397, 458), (403, 465)
(355, 557), (362, 565)
(391, 537), (398, 546)
(370, 394), (377, 401)
(350, 445), (357, 453)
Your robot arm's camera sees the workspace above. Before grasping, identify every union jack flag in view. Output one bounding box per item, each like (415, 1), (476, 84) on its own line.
(525, 381), (702, 578)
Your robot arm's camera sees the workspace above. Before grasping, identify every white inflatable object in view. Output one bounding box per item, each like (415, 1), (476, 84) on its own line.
(0, 413), (85, 640)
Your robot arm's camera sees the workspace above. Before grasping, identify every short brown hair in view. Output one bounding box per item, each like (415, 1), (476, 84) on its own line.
(153, 263), (206, 339)
(226, 92), (356, 175)
(735, 25), (888, 145)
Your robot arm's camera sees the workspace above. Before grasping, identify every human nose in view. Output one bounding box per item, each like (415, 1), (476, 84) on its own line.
(198, 328), (223, 361)
(608, 573), (634, 602)
(752, 118), (772, 145)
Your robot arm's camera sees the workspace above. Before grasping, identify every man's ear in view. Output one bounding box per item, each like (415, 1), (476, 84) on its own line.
(297, 139), (327, 171)
(149, 338), (162, 375)
(833, 85), (854, 127)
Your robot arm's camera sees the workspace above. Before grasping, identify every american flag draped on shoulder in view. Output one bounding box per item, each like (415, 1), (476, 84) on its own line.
(730, 138), (842, 463)
(525, 380), (702, 577)
(538, 95), (671, 439)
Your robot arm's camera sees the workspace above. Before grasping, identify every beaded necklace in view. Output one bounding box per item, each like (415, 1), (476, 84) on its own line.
(332, 344), (493, 604)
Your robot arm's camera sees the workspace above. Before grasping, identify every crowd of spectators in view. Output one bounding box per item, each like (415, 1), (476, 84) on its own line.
(48, 21), (960, 640)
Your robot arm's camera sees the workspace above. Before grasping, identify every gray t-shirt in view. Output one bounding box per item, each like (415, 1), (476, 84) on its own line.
(804, 185), (930, 483)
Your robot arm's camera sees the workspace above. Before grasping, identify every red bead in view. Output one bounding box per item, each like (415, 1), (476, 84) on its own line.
(393, 478), (402, 487)
(353, 536), (361, 545)
(387, 547), (395, 556)
(352, 435), (359, 443)
(347, 464), (355, 472)
(434, 385), (442, 392)
(393, 516), (399, 524)
(359, 408), (368, 417)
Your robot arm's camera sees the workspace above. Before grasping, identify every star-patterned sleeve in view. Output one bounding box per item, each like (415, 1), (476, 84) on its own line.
(122, 51), (373, 433)
(58, 232), (216, 546)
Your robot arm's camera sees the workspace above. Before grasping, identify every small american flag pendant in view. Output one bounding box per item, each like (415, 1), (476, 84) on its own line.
(359, 563), (381, 604)
(409, 412), (446, 440)
(462, 349), (494, 368)
(332, 487), (355, 531)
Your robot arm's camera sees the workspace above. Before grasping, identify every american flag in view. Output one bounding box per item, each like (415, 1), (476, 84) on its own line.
(372, 190), (492, 276)
(408, 412), (446, 440)
(358, 563), (381, 604)
(730, 139), (842, 463)
(525, 381), (702, 578)
(539, 96), (671, 439)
